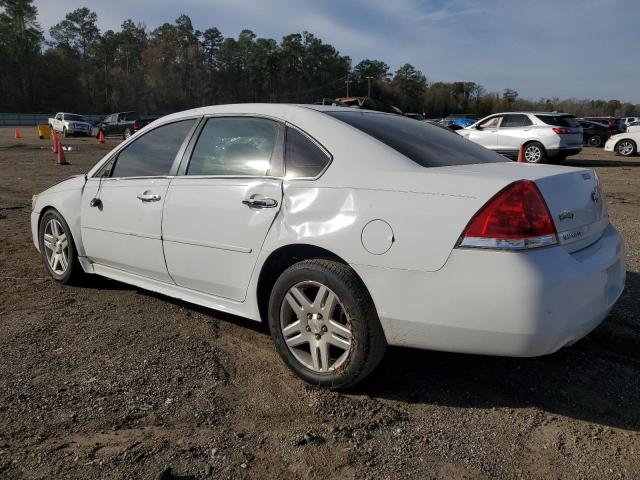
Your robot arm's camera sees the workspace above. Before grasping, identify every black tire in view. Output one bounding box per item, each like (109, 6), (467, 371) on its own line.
(615, 139), (637, 157)
(268, 259), (386, 389)
(38, 209), (82, 284)
(123, 128), (132, 140)
(587, 135), (603, 148)
(523, 142), (546, 164)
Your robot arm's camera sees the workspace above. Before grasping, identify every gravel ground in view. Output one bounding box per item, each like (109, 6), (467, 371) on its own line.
(0, 127), (639, 479)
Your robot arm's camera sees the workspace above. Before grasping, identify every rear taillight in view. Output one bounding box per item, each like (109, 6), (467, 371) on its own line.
(458, 180), (557, 250)
(133, 122), (140, 130)
(552, 127), (572, 134)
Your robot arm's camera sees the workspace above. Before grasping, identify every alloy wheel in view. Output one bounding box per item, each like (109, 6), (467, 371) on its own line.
(524, 145), (542, 163)
(618, 141), (634, 156)
(279, 281), (353, 373)
(43, 219), (69, 275)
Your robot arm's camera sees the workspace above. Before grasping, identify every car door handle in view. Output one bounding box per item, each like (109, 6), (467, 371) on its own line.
(242, 194), (278, 209)
(137, 191), (161, 202)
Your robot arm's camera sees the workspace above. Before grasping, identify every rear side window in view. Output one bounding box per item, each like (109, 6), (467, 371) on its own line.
(285, 127), (330, 178)
(536, 115), (579, 128)
(327, 111), (507, 168)
(111, 119), (195, 177)
(187, 117), (279, 176)
(501, 114), (532, 128)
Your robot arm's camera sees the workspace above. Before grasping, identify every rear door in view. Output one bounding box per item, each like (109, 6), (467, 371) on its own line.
(81, 118), (198, 281)
(162, 116), (284, 301)
(497, 114), (533, 153)
(468, 115), (502, 150)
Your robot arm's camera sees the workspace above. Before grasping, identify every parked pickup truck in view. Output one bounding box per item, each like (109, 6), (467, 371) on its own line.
(95, 111), (156, 139)
(48, 112), (93, 137)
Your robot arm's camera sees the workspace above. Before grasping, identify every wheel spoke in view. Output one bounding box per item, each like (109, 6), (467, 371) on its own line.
(285, 333), (308, 348)
(43, 234), (54, 251)
(289, 286), (312, 312)
(327, 333), (351, 351)
(310, 343), (322, 371)
(318, 340), (330, 372)
(58, 233), (68, 249)
(328, 319), (352, 341)
(282, 319), (302, 337)
(51, 254), (59, 271)
(59, 251), (68, 270)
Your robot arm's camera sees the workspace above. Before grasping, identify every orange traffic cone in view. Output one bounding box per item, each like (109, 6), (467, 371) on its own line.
(98, 130), (105, 144)
(14, 128), (21, 139)
(56, 143), (69, 165)
(517, 144), (524, 163)
(52, 130), (59, 154)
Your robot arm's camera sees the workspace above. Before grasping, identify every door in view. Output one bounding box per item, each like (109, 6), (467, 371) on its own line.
(468, 115), (502, 150)
(81, 118), (197, 281)
(162, 116), (284, 301)
(102, 114), (115, 136)
(497, 114), (533, 152)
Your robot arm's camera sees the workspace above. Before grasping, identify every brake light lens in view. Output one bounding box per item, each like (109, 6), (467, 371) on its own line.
(133, 122), (140, 130)
(459, 180), (557, 250)
(552, 127), (573, 134)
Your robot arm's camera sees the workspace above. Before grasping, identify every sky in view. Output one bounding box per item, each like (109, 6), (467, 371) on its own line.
(33, 0), (640, 103)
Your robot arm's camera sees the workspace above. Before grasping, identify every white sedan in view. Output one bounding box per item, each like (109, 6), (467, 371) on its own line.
(604, 130), (640, 156)
(31, 104), (626, 388)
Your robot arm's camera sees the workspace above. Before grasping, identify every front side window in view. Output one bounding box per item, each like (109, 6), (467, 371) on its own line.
(479, 116), (502, 128)
(285, 127), (330, 178)
(110, 119), (195, 177)
(187, 117), (279, 176)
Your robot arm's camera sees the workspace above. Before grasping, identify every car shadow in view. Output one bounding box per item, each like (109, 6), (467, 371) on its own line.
(564, 157), (640, 167)
(358, 270), (640, 431)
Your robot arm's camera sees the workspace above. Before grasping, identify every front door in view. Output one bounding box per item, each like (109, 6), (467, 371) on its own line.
(468, 115), (502, 150)
(81, 118), (197, 281)
(162, 116), (284, 301)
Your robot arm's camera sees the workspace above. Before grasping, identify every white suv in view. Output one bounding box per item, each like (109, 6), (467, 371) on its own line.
(458, 112), (583, 163)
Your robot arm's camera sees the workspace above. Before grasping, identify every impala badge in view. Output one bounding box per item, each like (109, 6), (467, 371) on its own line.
(558, 210), (574, 221)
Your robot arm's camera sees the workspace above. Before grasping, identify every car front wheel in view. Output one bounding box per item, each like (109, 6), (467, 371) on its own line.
(38, 210), (80, 284)
(616, 139), (637, 157)
(268, 259), (386, 389)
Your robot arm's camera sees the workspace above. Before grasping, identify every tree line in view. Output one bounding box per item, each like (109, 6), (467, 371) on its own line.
(1, 0), (638, 118)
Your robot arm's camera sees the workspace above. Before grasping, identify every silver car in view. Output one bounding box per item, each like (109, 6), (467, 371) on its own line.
(458, 112), (583, 163)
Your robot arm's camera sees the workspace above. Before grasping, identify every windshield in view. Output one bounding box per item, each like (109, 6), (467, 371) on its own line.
(65, 114), (86, 122)
(535, 115), (580, 128)
(326, 110), (508, 168)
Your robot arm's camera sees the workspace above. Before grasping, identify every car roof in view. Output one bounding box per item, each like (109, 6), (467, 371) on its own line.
(490, 111), (575, 116)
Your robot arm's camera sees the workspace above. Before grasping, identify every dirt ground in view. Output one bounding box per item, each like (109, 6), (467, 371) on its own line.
(0, 126), (639, 480)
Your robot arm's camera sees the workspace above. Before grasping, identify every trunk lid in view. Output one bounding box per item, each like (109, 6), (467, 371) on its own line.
(534, 169), (608, 252)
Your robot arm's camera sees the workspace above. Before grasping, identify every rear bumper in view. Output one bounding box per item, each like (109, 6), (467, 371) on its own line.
(353, 224), (625, 357)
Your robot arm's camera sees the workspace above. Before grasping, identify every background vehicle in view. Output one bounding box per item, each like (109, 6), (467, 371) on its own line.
(95, 111), (156, 139)
(578, 120), (609, 147)
(626, 121), (640, 132)
(48, 112), (92, 137)
(458, 112), (583, 163)
(621, 116), (640, 127)
(605, 130), (640, 156)
(444, 114), (478, 127)
(582, 116), (621, 136)
(30, 104), (624, 389)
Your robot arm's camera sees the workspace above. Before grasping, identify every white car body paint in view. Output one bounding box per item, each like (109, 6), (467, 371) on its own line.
(604, 131), (640, 152)
(49, 112), (92, 136)
(31, 104), (626, 358)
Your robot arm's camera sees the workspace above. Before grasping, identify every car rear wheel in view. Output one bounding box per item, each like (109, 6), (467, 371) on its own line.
(587, 135), (603, 147)
(523, 142), (546, 164)
(268, 259), (386, 389)
(616, 139), (637, 157)
(38, 210), (81, 284)
(123, 128), (132, 140)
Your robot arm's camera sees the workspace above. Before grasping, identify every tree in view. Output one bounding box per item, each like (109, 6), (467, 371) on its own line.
(50, 7), (100, 59)
(0, 0), (42, 109)
(392, 63), (427, 111)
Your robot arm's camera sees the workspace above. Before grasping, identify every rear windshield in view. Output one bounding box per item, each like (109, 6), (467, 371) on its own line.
(536, 115), (580, 128)
(326, 111), (507, 168)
